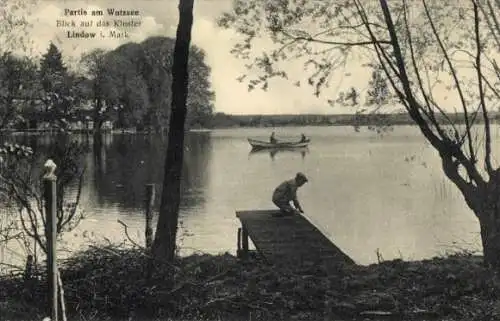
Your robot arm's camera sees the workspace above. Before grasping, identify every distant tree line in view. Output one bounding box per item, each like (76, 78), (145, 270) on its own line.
(210, 111), (500, 128)
(0, 37), (215, 133)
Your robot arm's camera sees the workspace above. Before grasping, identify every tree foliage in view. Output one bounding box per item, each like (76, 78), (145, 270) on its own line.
(79, 37), (215, 132)
(366, 67), (389, 107)
(186, 46), (215, 128)
(0, 0), (38, 130)
(0, 0), (37, 54)
(0, 36), (215, 133)
(38, 43), (82, 130)
(0, 52), (38, 129)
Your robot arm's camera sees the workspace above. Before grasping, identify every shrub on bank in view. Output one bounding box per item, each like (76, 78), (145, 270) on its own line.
(1, 245), (500, 321)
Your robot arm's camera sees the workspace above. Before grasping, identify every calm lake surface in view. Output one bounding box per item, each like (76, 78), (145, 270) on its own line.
(4, 125), (497, 266)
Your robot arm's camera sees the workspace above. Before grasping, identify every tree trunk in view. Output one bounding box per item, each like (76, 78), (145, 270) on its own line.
(444, 172), (500, 268)
(479, 214), (500, 268)
(151, 0), (194, 263)
(442, 165), (500, 268)
(476, 174), (500, 268)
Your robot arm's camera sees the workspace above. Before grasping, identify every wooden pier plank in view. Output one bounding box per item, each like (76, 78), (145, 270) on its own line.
(236, 209), (354, 269)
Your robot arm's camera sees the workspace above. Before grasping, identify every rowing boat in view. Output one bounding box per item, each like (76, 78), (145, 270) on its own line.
(247, 138), (310, 150)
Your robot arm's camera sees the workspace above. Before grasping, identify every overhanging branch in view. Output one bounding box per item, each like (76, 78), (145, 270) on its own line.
(403, 0), (456, 140)
(473, 1), (493, 175)
(422, 0), (476, 165)
(280, 29), (391, 46)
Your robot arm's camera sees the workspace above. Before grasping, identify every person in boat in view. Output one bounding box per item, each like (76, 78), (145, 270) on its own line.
(272, 172), (308, 216)
(300, 133), (307, 142)
(270, 131), (277, 144)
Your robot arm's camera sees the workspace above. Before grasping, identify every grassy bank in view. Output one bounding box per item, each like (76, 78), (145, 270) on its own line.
(1, 245), (499, 321)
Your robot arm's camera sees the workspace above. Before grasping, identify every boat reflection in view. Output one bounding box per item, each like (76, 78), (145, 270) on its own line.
(249, 147), (309, 160)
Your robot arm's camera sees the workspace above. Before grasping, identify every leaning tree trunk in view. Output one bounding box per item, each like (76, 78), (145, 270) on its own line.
(475, 172), (500, 268)
(151, 0), (194, 263)
(440, 154), (500, 268)
(446, 164), (500, 268)
(479, 215), (500, 268)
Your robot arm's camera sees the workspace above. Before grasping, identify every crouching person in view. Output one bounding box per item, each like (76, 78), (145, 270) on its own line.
(272, 172), (308, 216)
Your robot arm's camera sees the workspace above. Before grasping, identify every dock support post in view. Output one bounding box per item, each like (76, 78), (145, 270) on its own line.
(237, 228), (242, 258)
(241, 224), (249, 255)
(145, 184), (155, 249)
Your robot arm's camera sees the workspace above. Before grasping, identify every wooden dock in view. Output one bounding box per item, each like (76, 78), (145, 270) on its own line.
(236, 209), (355, 269)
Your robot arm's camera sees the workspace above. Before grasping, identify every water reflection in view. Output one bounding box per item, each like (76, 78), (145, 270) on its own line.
(89, 132), (213, 213)
(1, 133), (93, 180)
(181, 132), (212, 211)
(248, 147), (309, 161)
(6, 132), (213, 215)
(93, 134), (113, 176)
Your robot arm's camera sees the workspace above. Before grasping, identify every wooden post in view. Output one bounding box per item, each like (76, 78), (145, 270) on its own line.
(24, 254), (33, 283)
(241, 224), (249, 256)
(237, 228), (242, 258)
(43, 159), (57, 321)
(145, 184), (155, 249)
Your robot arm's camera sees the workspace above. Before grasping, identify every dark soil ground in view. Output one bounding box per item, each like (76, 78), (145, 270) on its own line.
(1, 245), (499, 321)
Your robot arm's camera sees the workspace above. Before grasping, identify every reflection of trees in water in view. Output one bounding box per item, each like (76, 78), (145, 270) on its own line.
(92, 134), (163, 209)
(93, 134), (113, 176)
(3, 134), (92, 179)
(181, 133), (212, 209)
(91, 132), (212, 212)
(2, 133), (213, 214)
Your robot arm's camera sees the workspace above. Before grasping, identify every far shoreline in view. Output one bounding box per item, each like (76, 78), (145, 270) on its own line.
(1, 111), (499, 136)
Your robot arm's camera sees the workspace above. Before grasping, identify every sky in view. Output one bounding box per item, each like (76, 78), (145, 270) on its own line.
(5, 0), (360, 115)
(5, 0), (494, 115)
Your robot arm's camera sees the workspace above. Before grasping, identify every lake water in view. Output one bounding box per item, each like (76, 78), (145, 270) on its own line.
(2, 125), (494, 267)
